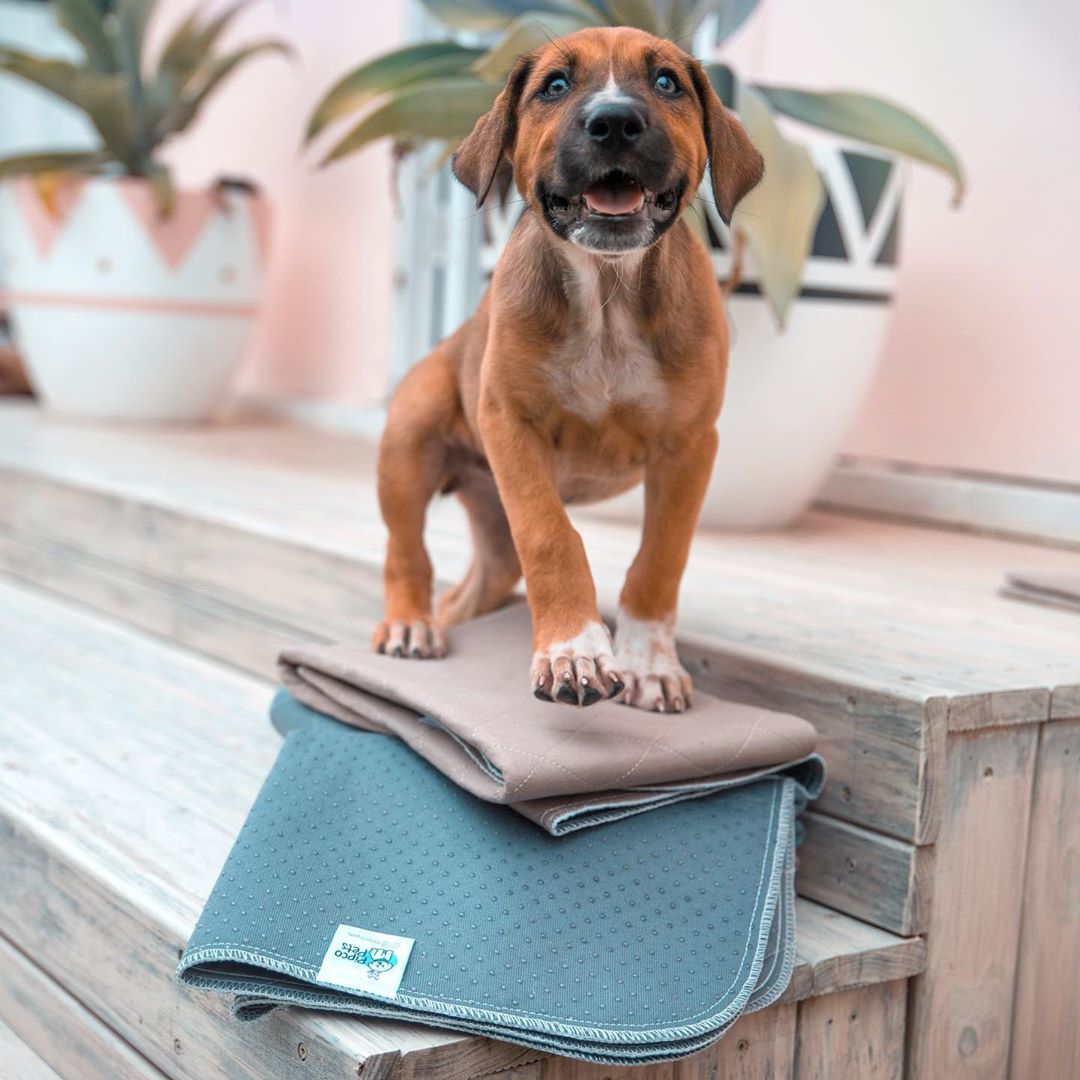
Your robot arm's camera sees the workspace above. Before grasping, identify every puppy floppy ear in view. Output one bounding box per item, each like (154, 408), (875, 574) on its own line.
(689, 61), (764, 225)
(453, 55), (533, 208)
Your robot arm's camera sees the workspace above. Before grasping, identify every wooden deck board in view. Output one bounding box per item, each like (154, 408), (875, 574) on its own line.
(0, 578), (925, 1080)
(0, 933), (167, 1080)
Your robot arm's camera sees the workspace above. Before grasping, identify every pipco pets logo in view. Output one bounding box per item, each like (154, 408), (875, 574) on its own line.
(334, 942), (398, 981)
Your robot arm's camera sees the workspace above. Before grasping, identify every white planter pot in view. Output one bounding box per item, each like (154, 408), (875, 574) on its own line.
(400, 139), (904, 529)
(0, 175), (269, 422)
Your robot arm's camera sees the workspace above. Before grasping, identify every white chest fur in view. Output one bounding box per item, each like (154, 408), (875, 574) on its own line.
(550, 251), (668, 422)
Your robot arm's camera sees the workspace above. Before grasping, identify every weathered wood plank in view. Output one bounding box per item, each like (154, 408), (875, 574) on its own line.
(947, 688), (1051, 732)
(488, 1063), (544, 1080)
(0, 527), (314, 682)
(679, 637), (937, 844)
(906, 727), (1038, 1080)
(539, 1056), (673, 1080)
(794, 980), (906, 1080)
(0, 1018), (63, 1080)
(780, 906), (923, 1005)
(673, 1004), (796, 1080)
(1008, 718), (1080, 1080)
(0, 933), (166, 1080)
(1051, 683), (1080, 721)
(798, 813), (931, 936)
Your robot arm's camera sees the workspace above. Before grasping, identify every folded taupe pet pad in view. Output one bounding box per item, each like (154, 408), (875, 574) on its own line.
(178, 719), (823, 1063)
(278, 603), (820, 835)
(1002, 571), (1080, 614)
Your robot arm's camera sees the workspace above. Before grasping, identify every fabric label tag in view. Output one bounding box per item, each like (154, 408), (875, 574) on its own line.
(316, 924), (415, 999)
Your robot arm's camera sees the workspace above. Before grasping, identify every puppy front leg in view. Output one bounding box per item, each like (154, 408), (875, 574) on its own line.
(617, 428), (718, 712)
(478, 401), (624, 705)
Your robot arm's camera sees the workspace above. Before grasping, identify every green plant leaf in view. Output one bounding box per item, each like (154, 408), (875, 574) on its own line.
(0, 149), (109, 178)
(306, 43), (484, 144)
(158, 1), (255, 88)
(701, 59), (736, 108)
(735, 85), (824, 328)
(755, 84), (964, 204)
(320, 76), (499, 166)
(110, 0), (151, 137)
(162, 41), (292, 138)
(606, 0), (662, 32)
(419, 0), (580, 32)
(472, 11), (595, 81)
(0, 47), (94, 108)
(53, 0), (117, 72)
(81, 73), (140, 164)
(691, 0), (759, 44)
(143, 159), (174, 216)
(0, 48), (138, 163)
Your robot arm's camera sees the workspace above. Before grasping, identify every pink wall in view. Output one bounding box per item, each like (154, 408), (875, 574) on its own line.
(727, 0), (1080, 485)
(162, 1), (1079, 484)
(153, 0), (405, 407)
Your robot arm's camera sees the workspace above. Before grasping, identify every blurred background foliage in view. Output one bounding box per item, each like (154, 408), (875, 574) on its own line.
(307, 0), (963, 326)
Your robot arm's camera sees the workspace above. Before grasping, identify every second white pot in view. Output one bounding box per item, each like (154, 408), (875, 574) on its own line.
(0, 175), (269, 422)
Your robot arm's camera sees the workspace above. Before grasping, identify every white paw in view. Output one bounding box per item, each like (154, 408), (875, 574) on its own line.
(531, 620), (624, 706)
(614, 608), (692, 713)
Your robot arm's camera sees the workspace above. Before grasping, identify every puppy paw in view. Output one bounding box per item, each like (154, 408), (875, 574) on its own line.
(614, 609), (692, 713)
(372, 617), (447, 659)
(531, 620), (624, 706)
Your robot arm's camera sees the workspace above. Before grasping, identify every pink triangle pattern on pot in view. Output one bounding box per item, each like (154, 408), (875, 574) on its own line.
(116, 181), (220, 270)
(14, 176), (88, 258)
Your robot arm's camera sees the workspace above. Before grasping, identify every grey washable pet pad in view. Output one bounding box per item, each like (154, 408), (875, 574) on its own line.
(278, 602), (820, 836)
(178, 721), (821, 1063)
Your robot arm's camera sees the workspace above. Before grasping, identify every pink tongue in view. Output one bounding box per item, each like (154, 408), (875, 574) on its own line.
(584, 180), (644, 216)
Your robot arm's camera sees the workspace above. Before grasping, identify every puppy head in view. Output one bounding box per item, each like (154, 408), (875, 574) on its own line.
(453, 26), (763, 254)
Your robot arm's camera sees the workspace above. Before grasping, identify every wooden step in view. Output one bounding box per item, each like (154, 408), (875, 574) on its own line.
(1, 403), (1077, 940)
(0, 578), (924, 1080)
(0, 933), (167, 1080)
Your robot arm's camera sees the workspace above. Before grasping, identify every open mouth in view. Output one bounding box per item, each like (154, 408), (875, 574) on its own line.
(545, 170), (682, 226)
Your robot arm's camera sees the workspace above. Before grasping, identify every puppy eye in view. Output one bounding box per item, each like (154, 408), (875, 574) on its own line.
(653, 70), (679, 95)
(540, 73), (571, 99)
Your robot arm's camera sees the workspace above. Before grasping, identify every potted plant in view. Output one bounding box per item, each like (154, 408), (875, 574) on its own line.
(305, 0), (963, 527)
(0, 0), (289, 422)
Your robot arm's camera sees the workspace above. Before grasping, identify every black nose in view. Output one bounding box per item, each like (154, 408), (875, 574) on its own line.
(584, 102), (648, 147)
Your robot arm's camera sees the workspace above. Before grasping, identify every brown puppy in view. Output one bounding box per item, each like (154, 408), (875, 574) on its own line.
(372, 26), (762, 712)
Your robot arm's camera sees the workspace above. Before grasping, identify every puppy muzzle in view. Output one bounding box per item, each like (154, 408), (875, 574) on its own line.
(538, 98), (686, 254)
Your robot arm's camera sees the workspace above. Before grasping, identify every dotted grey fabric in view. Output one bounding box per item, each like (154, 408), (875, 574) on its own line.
(179, 719), (813, 1063)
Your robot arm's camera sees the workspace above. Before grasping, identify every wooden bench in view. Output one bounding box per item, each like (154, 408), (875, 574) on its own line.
(1, 401), (1077, 1077)
(0, 579), (924, 1079)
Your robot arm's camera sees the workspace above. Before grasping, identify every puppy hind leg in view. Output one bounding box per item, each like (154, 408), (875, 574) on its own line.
(374, 357), (457, 659)
(437, 480), (521, 628)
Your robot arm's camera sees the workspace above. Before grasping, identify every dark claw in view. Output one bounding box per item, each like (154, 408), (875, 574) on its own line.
(391, 645), (404, 658)
(534, 685), (554, 702)
(581, 684), (603, 707)
(556, 681), (579, 705)
(608, 677), (626, 699)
